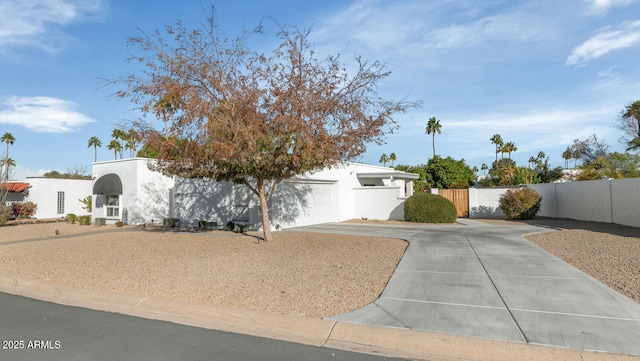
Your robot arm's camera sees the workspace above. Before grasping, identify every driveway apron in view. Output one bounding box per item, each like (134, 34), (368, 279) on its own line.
(294, 220), (640, 356)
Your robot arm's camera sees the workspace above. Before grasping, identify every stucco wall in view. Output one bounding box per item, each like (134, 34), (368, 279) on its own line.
(25, 177), (92, 219)
(610, 178), (640, 228)
(468, 188), (506, 218)
(93, 158), (174, 224)
(90, 159), (417, 228)
(469, 178), (640, 228)
(352, 187), (406, 220)
(527, 183), (557, 218)
(172, 179), (252, 228)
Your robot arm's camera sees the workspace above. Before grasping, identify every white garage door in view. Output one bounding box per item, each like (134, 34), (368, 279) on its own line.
(271, 181), (336, 228)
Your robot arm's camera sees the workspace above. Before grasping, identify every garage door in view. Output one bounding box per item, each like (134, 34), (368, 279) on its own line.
(270, 181), (336, 228)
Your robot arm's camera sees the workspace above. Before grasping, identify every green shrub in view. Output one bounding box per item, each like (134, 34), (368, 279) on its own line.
(75, 215), (92, 225)
(0, 205), (12, 225)
(404, 192), (457, 223)
(499, 188), (542, 220)
(66, 213), (77, 224)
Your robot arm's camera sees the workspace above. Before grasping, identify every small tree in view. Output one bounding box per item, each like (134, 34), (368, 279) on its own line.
(114, 11), (419, 241)
(424, 156), (475, 189)
(79, 195), (92, 213)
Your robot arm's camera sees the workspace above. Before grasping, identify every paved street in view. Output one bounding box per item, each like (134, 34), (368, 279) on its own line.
(0, 292), (408, 361)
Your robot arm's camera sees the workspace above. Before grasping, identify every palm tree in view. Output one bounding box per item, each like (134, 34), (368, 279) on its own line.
(562, 146), (572, 169)
(490, 134), (503, 166)
(425, 116), (442, 158)
(0, 158), (15, 176)
(389, 152), (397, 167)
(154, 95), (178, 137)
(107, 139), (122, 160)
(111, 128), (126, 159)
(124, 129), (139, 158)
(379, 153), (389, 167)
(87, 136), (102, 163)
(481, 163), (488, 175)
(1, 132), (15, 184)
(504, 141), (517, 160)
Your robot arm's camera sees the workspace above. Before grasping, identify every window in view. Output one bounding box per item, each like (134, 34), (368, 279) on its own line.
(57, 192), (65, 214)
(105, 195), (120, 218)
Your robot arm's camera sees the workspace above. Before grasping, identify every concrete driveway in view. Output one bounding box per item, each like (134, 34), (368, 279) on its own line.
(293, 220), (640, 357)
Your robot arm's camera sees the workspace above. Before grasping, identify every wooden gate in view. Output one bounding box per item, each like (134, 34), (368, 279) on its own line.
(438, 189), (469, 218)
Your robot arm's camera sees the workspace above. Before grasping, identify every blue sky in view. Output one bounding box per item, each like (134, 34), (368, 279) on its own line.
(2, 0), (640, 180)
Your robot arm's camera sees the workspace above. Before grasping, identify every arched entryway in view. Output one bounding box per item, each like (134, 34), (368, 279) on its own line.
(93, 173), (123, 220)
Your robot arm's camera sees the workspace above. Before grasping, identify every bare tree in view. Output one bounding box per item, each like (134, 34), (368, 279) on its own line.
(113, 11), (419, 241)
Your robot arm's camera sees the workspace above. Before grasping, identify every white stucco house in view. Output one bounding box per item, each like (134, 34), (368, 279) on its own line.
(91, 158), (419, 229)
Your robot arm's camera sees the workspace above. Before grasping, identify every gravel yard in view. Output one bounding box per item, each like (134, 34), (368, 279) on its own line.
(0, 217), (638, 319)
(0, 222), (406, 318)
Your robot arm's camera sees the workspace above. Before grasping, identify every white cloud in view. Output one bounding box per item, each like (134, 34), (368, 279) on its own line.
(424, 13), (552, 49)
(0, 96), (95, 133)
(585, 0), (637, 15)
(445, 108), (612, 132)
(566, 20), (640, 65)
(313, 0), (555, 60)
(0, 0), (105, 51)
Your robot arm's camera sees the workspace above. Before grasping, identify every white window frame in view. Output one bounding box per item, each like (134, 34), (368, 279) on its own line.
(105, 194), (120, 218)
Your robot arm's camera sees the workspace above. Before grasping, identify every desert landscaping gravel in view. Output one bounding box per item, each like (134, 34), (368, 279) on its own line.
(0, 222), (407, 318)
(0, 217), (638, 320)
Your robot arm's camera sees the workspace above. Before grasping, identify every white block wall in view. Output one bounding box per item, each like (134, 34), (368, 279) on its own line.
(528, 183), (557, 218)
(469, 178), (640, 228)
(468, 188), (506, 218)
(25, 177), (93, 219)
(352, 187), (406, 220)
(609, 179), (640, 228)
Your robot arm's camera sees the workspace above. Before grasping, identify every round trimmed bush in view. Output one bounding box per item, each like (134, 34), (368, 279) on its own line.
(404, 192), (457, 223)
(498, 188), (541, 220)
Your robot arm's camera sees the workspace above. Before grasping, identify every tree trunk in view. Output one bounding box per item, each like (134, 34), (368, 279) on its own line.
(256, 177), (273, 242)
(432, 134), (436, 158)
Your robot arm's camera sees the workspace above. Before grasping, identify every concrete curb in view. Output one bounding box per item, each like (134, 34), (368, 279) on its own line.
(1, 274), (637, 361)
